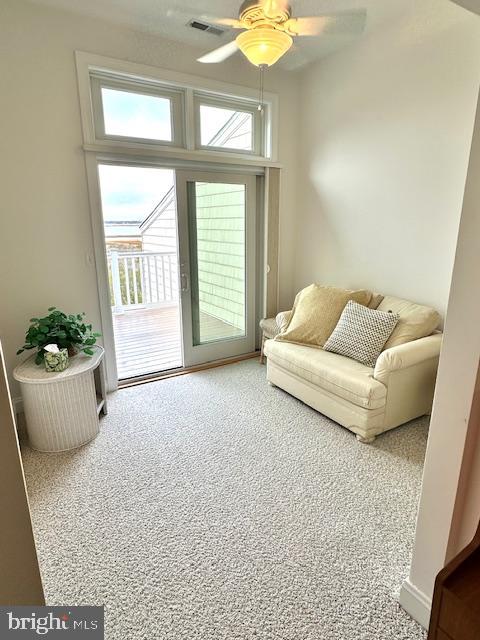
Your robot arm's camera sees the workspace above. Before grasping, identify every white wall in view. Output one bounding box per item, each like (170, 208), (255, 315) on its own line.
(295, 0), (480, 317)
(0, 0), (300, 395)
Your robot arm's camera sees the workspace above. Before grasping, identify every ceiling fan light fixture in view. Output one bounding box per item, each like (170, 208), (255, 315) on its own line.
(236, 28), (292, 67)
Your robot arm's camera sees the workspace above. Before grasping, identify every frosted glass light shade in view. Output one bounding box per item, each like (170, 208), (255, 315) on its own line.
(236, 28), (293, 67)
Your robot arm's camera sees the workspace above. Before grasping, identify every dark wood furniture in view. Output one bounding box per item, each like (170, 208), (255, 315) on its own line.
(428, 522), (480, 640)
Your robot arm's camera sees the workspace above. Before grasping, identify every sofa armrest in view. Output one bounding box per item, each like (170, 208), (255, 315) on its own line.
(374, 333), (443, 386)
(275, 309), (293, 334)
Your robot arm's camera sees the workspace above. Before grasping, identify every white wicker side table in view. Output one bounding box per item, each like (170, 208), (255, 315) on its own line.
(13, 346), (107, 452)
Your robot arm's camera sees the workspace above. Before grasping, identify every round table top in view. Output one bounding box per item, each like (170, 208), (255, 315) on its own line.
(13, 346), (104, 384)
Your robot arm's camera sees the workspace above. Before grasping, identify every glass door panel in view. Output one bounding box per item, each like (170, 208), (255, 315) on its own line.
(175, 171), (256, 366)
(190, 181), (246, 345)
(97, 164), (183, 380)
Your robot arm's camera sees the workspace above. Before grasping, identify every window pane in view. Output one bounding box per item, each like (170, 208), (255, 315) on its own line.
(190, 182), (246, 345)
(101, 87), (172, 141)
(199, 105), (253, 151)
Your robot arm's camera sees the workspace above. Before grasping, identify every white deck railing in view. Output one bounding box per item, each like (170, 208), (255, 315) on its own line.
(108, 250), (178, 313)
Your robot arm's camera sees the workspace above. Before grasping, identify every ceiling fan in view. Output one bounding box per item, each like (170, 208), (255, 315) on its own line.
(196, 0), (367, 68)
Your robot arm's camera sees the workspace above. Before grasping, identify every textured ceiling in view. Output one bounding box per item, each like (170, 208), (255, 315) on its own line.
(27, 0), (411, 71)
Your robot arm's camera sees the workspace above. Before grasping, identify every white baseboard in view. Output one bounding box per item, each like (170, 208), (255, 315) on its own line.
(399, 578), (432, 629)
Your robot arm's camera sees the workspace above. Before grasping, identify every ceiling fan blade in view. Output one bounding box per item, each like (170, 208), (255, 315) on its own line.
(197, 40), (240, 64)
(285, 10), (367, 37)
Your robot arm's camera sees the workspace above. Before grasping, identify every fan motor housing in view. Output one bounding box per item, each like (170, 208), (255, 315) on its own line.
(239, 0), (292, 26)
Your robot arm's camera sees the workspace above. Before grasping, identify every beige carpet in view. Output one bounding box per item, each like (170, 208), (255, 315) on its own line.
(22, 360), (428, 639)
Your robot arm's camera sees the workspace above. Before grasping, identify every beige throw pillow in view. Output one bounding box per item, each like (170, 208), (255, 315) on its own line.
(276, 284), (372, 348)
(377, 295), (441, 350)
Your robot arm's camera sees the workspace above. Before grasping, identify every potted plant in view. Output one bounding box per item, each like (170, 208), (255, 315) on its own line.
(17, 307), (102, 365)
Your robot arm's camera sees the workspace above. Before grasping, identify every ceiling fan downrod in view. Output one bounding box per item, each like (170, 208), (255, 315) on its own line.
(258, 63), (267, 112)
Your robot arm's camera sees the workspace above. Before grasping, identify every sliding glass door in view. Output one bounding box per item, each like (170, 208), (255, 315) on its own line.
(175, 171), (256, 366)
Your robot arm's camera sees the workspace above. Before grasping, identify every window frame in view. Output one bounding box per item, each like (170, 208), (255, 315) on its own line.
(90, 74), (185, 148)
(194, 93), (264, 157)
(76, 51), (279, 164)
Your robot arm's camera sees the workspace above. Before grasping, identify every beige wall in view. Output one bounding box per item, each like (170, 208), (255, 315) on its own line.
(0, 0), (300, 396)
(0, 341), (44, 605)
(400, 88), (480, 627)
(295, 0), (480, 317)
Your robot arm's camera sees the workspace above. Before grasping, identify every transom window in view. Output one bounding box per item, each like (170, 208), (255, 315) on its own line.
(91, 76), (184, 147)
(195, 95), (262, 155)
(200, 105), (252, 150)
(89, 72), (268, 158)
(101, 88), (172, 141)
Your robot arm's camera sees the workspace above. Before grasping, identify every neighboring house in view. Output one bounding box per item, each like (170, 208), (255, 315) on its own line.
(139, 181), (245, 332)
(139, 189), (177, 254)
(138, 111), (249, 331)
(138, 188), (178, 307)
(193, 181), (246, 332)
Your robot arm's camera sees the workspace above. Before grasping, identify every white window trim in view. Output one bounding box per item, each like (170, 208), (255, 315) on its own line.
(75, 51), (280, 164)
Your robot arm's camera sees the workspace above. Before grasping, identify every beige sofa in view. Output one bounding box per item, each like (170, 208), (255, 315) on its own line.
(263, 294), (442, 443)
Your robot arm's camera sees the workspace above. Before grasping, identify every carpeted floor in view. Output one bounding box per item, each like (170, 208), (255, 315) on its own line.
(22, 360), (428, 639)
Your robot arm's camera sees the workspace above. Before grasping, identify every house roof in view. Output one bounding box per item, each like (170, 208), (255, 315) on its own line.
(139, 187), (175, 233)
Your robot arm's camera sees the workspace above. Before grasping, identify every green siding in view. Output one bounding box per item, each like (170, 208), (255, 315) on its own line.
(194, 183), (245, 334)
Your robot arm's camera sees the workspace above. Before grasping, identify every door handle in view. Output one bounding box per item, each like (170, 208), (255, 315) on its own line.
(180, 271), (189, 293)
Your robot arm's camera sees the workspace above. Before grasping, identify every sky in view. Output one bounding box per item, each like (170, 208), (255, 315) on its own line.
(102, 88), (172, 141)
(98, 165), (174, 224)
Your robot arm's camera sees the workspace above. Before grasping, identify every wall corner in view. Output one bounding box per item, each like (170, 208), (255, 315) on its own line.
(399, 578), (432, 630)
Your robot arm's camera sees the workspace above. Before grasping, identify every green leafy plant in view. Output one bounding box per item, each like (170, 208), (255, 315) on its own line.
(17, 307), (102, 365)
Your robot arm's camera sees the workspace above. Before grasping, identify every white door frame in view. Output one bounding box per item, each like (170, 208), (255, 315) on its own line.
(84, 153), (119, 391)
(175, 170), (257, 366)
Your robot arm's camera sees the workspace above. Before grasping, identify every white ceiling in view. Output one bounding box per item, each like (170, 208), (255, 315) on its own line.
(27, 0), (410, 71)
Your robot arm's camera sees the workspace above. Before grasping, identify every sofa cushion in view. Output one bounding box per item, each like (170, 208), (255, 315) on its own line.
(275, 284), (372, 348)
(275, 309), (293, 333)
(377, 296), (441, 350)
(369, 293), (384, 310)
(324, 301), (399, 367)
(264, 340), (387, 410)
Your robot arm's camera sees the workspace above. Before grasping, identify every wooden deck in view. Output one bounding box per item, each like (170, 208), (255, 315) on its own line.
(112, 305), (243, 380)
